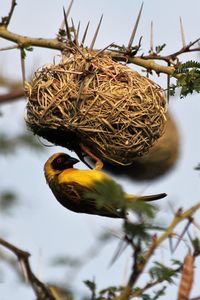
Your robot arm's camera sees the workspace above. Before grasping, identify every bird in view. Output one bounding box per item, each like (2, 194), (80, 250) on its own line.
(44, 153), (167, 218)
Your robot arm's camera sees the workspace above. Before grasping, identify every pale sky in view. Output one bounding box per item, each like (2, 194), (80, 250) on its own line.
(0, 1), (200, 299)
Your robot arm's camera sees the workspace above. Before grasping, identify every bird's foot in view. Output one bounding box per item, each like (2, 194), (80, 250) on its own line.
(80, 143), (103, 170)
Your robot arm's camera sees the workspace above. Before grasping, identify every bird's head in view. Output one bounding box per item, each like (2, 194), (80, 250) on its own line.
(44, 153), (79, 181)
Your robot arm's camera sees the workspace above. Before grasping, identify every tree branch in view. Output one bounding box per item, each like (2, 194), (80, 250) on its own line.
(0, 238), (56, 300)
(1, 24), (198, 79)
(0, 0), (17, 27)
(0, 86), (24, 104)
(0, 26), (65, 50)
(110, 52), (178, 77)
(115, 202), (200, 300)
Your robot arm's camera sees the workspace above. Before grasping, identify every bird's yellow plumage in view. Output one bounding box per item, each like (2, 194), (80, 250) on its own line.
(58, 168), (111, 186)
(44, 153), (167, 218)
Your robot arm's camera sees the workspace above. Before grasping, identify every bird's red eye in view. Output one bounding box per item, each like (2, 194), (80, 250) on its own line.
(56, 157), (63, 164)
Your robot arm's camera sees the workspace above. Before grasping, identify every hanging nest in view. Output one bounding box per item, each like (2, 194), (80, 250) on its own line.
(105, 111), (180, 180)
(25, 48), (167, 166)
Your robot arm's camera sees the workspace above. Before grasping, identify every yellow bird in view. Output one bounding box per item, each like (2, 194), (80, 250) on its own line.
(44, 153), (167, 218)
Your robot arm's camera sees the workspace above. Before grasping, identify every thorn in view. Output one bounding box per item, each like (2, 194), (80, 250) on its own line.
(168, 235), (173, 254)
(168, 201), (176, 214)
(81, 21), (90, 46)
(71, 17), (75, 32)
(60, 0), (74, 31)
(63, 7), (72, 42)
(173, 219), (192, 253)
(93, 43), (114, 58)
(71, 18), (79, 46)
(65, 0), (74, 18)
(180, 17), (186, 47)
(127, 2), (143, 50)
(77, 21), (80, 41)
(167, 62), (170, 103)
(89, 14), (103, 50)
(109, 238), (128, 267)
(150, 21), (154, 53)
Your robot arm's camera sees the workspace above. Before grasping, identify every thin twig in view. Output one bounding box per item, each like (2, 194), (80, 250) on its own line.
(0, 45), (18, 51)
(115, 202), (200, 300)
(167, 62), (170, 103)
(0, 0), (17, 27)
(137, 38), (200, 62)
(132, 265), (182, 297)
(0, 238), (56, 300)
(20, 48), (26, 86)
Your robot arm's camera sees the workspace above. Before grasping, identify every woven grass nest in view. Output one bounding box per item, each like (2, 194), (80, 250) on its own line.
(25, 48), (167, 166)
(105, 112), (180, 180)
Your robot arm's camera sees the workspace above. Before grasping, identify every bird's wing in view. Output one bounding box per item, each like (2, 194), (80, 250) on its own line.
(57, 169), (126, 218)
(57, 179), (124, 218)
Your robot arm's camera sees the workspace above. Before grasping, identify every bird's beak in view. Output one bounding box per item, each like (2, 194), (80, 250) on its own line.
(69, 156), (79, 166)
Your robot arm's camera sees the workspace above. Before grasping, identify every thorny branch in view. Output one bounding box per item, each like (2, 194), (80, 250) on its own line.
(115, 202), (200, 300)
(0, 238), (56, 300)
(0, 1), (200, 107)
(0, 0), (200, 79)
(132, 266), (181, 298)
(0, 24), (199, 77)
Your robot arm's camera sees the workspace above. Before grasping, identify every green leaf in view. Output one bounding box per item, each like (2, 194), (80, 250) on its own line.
(174, 60), (200, 97)
(0, 132), (44, 154)
(152, 286), (167, 300)
(99, 286), (123, 298)
(51, 256), (81, 268)
(84, 179), (125, 209)
(124, 222), (151, 241)
(140, 293), (152, 300)
(0, 191), (17, 211)
(155, 44), (166, 54)
(171, 259), (182, 267)
(191, 237), (200, 255)
(126, 201), (157, 219)
(83, 279), (96, 298)
(149, 262), (178, 284)
(25, 46), (34, 52)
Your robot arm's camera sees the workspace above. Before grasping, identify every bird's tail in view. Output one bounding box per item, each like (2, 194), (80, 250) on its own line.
(125, 192), (167, 202)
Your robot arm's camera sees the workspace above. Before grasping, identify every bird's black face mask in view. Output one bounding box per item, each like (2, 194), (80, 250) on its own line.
(51, 154), (79, 170)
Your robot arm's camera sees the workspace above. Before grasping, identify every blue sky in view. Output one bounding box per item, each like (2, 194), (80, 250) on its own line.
(0, 1), (200, 299)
